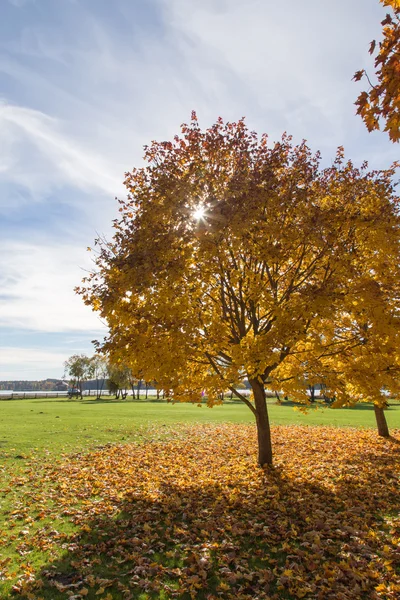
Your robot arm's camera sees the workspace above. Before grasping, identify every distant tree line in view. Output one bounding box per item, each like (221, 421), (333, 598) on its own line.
(0, 379), (65, 391)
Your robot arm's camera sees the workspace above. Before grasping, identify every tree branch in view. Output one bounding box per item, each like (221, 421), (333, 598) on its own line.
(205, 352), (257, 416)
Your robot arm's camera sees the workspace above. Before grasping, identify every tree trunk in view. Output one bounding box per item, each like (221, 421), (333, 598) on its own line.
(374, 404), (390, 437)
(249, 379), (273, 466)
(309, 385), (315, 402)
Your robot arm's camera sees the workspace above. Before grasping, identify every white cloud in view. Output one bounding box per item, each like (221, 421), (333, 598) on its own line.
(0, 102), (123, 208)
(159, 0), (384, 146)
(0, 347), (68, 379)
(0, 240), (106, 333)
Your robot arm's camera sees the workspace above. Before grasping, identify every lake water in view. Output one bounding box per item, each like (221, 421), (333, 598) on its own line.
(0, 388), (253, 397)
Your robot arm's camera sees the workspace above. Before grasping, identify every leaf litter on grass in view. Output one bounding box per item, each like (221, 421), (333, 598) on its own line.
(1, 424), (400, 600)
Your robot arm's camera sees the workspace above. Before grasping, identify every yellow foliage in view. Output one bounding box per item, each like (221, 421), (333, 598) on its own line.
(354, 1), (400, 141)
(78, 116), (400, 463)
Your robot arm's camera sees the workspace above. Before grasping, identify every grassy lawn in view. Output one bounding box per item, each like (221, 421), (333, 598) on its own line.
(1, 396), (399, 458)
(0, 399), (399, 599)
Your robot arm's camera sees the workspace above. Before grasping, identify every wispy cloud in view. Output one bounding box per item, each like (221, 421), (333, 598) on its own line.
(0, 347), (70, 379)
(160, 0), (391, 153)
(7, 0), (33, 7)
(0, 102), (122, 206)
(0, 240), (105, 333)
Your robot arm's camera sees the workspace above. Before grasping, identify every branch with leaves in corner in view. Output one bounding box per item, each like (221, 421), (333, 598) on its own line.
(354, 0), (400, 141)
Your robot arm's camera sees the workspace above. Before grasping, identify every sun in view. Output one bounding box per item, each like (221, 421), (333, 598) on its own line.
(192, 206), (206, 221)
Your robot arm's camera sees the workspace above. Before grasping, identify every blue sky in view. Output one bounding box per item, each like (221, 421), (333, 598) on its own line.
(0, 0), (398, 380)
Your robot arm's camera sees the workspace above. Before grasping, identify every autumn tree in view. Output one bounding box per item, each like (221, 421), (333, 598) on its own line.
(91, 354), (109, 399)
(274, 284), (400, 437)
(64, 354), (93, 398)
(79, 115), (400, 466)
(107, 363), (131, 399)
(354, 0), (400, 141)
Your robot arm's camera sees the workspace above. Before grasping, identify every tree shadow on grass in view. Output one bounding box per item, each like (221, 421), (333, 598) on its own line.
(278, 400), (398, 412)
(29, 399), (85, 404)
(11, 436), (400, 600)
(80, 398), (161, 405)
(81, 398), (134, 405)
(81, 398), (207, 405)
(335, 403), (398, 412)
(29, 398), (136, 405)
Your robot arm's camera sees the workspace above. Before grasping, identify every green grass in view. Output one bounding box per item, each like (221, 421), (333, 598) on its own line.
(0, 398), (399, 599)
(0, 396), (399, 459)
